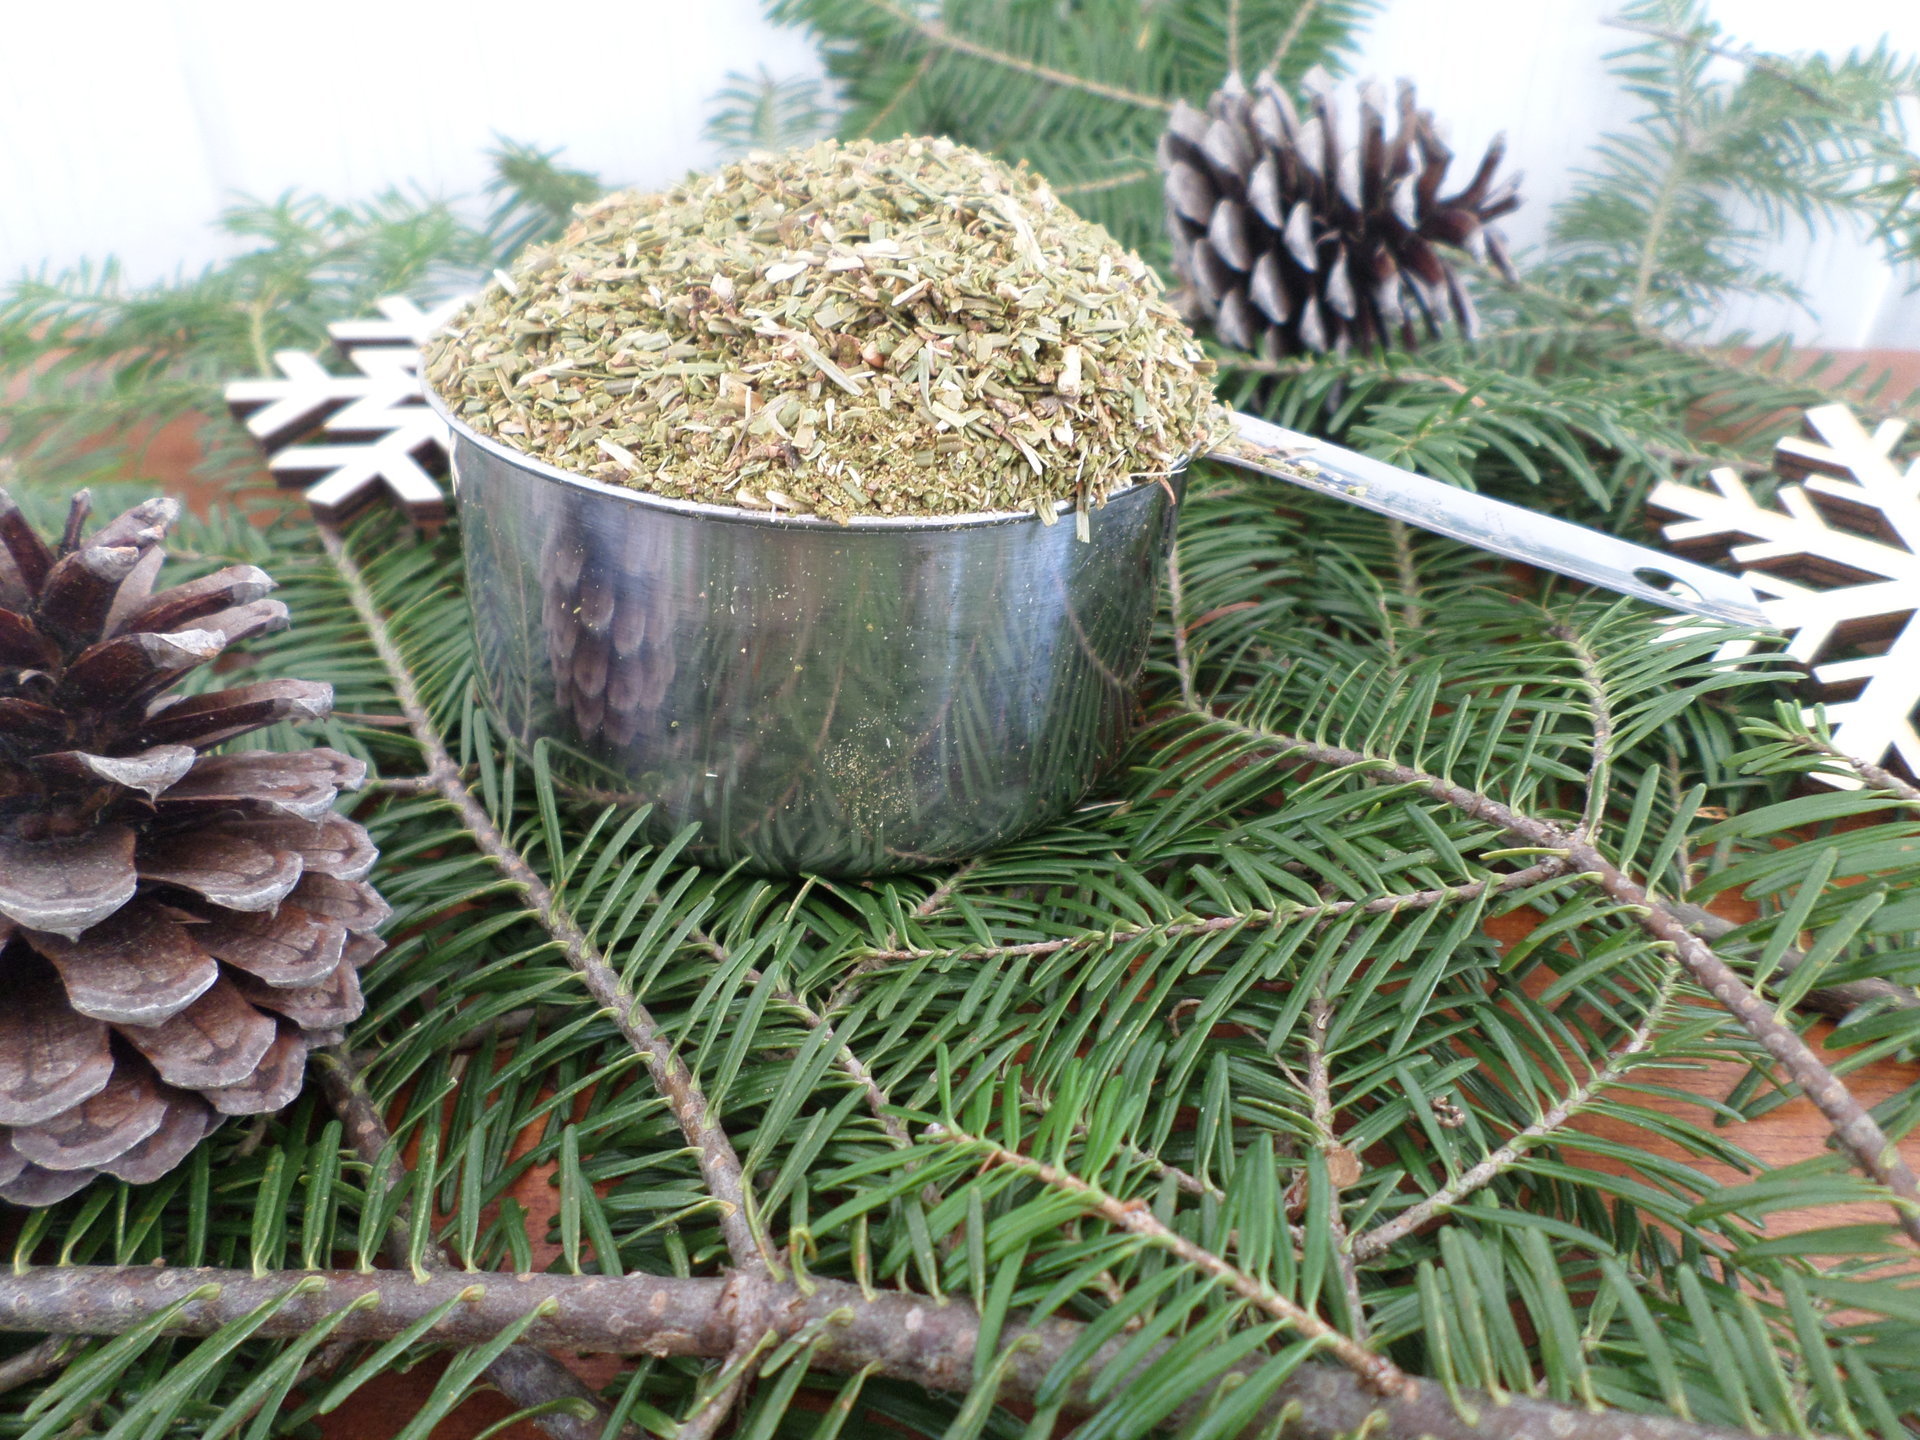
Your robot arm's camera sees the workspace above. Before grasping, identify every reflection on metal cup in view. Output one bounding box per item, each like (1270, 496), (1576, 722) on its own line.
(438, 398), (1180, 877)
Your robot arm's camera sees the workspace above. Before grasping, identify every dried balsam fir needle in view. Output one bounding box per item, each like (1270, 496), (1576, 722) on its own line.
(426, 136), (1222, 523)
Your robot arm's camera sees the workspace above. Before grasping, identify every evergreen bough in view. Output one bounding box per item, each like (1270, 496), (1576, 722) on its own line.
(2, 3), (1920, 1436)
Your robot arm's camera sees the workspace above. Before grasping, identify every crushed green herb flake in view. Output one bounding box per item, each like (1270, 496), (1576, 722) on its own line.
(426, 136), (1221, 522)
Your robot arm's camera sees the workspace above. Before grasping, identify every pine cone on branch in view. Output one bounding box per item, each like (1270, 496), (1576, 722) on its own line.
(0, 488), (387, 1206)
(1160, 70), (1520, 358)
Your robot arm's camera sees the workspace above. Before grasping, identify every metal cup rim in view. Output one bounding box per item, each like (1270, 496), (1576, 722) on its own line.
(425, 384), (1166, 532)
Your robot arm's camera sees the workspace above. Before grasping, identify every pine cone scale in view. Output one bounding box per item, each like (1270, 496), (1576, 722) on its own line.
(197, 905), (348, 988)
(120, 979), (279, 1090)
(61, 630), (225, 710)
(138, 679), (334, 750)
(0, 501), (54, 597)
(290, 872), (392, 931)
(10, 1063), (167, 1171)
(0, 970), (112, 1125)
(226, 814), (378, 882)
(0, 609), (56, 667)
(137, 832), (305, 912)
(120, 565), (275, 635)
(0, 698), (73, 754)
(38, 548), (142, 645)
(203, 1028), (307, 1116)
(33, 905), (220, 1026)
(236, 962), (364, 1031)
(0, 827), (138, 937)
(99, 1099), (213, 1184)
(34, 745), (197, 799)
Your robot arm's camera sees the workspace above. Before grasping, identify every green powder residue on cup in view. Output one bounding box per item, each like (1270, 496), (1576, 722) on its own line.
(426, 136), (1222, 523)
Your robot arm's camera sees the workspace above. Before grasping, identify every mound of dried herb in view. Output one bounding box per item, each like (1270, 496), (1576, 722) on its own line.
(425, 137), (1221, 523)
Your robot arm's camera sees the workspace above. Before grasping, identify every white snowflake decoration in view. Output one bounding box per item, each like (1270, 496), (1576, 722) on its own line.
(224, 294), (467, 524)
(1650, 403), (1920, 782)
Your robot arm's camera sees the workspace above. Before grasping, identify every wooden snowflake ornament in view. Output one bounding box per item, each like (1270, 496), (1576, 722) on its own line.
(224, 295), (465, 525)
(1650, 403), (1920, 781)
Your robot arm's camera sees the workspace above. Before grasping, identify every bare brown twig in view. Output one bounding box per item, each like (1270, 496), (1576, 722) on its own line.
(0, 1266), (1772, 1440)
(0, 1336), (74, 1396)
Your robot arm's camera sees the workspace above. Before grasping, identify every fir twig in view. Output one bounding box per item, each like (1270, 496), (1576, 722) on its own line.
(854, 0), (1173, 112)
(0, 1337), (75, 1397)
(0, 1266), (1774, 1440)
(1166, 546), (1203, 708)
(697, 926), (913, 1148)
(1303, 992), (1368, 1340)
(1350, 964), (1684, 1259)
(1669, 902), (1920, 1019)
(1605, 15), (1920, 106)
(848, 860), (1575, 965)
(1553, 622), (1615, 841)
(1018, 1077), (1227, 1203)
(315, 522), (771, 1273)
(938, 1128), (1410, 1395)
(1776, 727), (1920, 805)
(1267, 0), (1327, 72)
(1198, 707), (1920, 1245)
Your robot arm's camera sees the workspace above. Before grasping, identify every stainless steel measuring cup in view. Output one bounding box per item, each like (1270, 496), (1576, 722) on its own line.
(437, 394), (1764, 877)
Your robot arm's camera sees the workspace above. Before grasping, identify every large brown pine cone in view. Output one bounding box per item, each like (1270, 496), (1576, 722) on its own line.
(1160, 70), (1520, 358)
(0, 489), (387, 1205)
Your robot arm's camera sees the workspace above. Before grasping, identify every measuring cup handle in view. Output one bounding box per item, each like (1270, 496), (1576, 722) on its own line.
(1205, 410), (1771, 629)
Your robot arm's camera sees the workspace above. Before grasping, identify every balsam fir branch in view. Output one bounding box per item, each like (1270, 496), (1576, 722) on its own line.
(1165, 683), (1920, 1246)
(1547, 0), (1920, 331)
(770, 0), (1382, 255)
(5, 476), (1917, 1434)
(0, 144), (594, 493)
(702, 67), (839, 157)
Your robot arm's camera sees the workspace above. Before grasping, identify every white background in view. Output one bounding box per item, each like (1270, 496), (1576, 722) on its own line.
(1, 0), (1915, 346)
